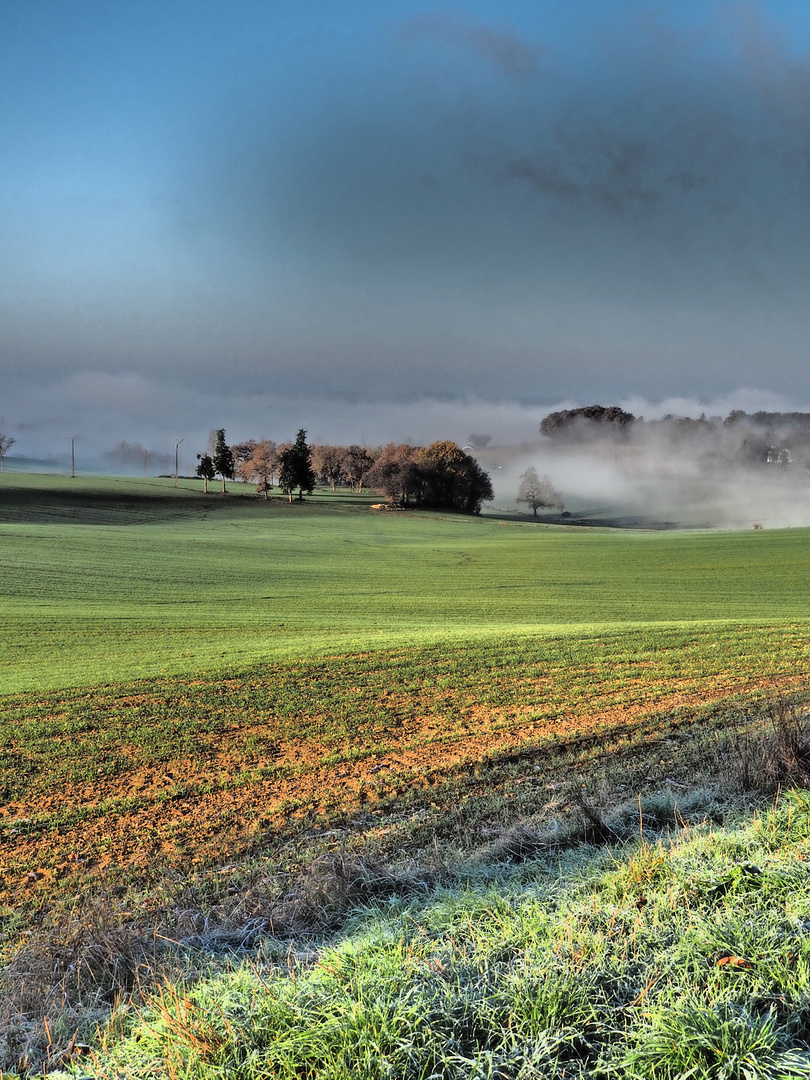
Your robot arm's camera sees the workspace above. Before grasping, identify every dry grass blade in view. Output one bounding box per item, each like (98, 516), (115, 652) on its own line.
(568, 789), (625, 843)
(0, 900), (159, 1074)
(729, 696), (810, 792)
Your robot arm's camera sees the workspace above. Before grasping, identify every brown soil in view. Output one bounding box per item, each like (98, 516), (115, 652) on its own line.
(0, 674), (794, 908)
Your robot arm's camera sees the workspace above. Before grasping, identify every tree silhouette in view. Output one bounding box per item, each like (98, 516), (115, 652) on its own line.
(278, 429), (316, 502)
(517, 468), (564, 516)
(196, 453), (215, 494)
(212, 429), (235, 493)
(0, 433), (15, 472)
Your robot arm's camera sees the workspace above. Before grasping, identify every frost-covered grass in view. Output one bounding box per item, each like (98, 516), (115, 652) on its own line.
(83, 791), (810, 1079)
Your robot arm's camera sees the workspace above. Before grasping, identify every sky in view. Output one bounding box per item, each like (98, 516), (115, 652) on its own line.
(3, 0), (810, 464)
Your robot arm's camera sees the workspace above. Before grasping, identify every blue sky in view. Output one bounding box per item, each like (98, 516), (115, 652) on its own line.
(3, 1), (810, 459)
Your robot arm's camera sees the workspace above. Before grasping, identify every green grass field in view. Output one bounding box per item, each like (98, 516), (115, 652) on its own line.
(2, 472), (809, 695)
(3, 471), (810, 1076)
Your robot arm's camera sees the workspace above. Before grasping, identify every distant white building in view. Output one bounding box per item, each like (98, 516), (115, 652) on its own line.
(766, 447), (792, 466)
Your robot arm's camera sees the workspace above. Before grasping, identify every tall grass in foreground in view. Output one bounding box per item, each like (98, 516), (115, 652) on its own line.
(68, 789), (810, 1079)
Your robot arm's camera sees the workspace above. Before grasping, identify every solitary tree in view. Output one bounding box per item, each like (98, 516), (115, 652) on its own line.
(196, 453), (216, 494)
(467, 434), (492, 450)
(212, 429), (235, 493)
(517, 467), (564, 516)
(0, 433), (15, 472)
(278, 429), (316, 502)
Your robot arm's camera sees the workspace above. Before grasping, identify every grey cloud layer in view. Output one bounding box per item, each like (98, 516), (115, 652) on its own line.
(4, 3), (810, 439)
(176, 3), (810, 405)
(281, 6), (810, 269)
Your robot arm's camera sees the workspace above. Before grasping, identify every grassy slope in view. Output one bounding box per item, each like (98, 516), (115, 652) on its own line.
(95, 791), (810, 1079)
(2, 626), (808, 908)
(2, 472), (809, 694)
(4, 473), (810, 1075)
(3, 471), (810, 906)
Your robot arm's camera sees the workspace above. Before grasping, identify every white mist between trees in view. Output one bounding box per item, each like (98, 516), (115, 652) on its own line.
(484, 410), (810, 530)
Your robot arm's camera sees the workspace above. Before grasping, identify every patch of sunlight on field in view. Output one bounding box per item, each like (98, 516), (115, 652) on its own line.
(1, 618), (731, 695)
(2, 472), (810, 693)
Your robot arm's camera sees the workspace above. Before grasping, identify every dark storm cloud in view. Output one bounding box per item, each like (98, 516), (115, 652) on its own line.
(176, 3), (810, 410)
(397, 10), (543, 77)
(505, 142), (664, 217)
(239, 3), (810, 291)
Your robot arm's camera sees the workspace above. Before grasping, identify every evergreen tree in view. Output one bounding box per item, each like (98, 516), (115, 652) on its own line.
(212, 429), (235, 493)
(195, 453), (216, 494)
(278, 429), (316, 502)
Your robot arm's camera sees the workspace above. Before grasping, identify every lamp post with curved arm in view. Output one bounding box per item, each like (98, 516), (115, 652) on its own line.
(174, 438), (184, 488)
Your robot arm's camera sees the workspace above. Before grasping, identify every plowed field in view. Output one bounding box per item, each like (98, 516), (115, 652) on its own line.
(3, 627), (809, 910)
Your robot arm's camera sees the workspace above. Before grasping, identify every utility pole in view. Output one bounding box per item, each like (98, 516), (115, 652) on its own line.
(143, 448), (148, 477)
(174, 439), (184, 488)
(69, 435), (78, 478)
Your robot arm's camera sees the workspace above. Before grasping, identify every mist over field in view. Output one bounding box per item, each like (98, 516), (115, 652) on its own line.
(482, 404), (810, 529)
(8, 388), (810, 531)
(4, 2), (810, 479)
(487, 441), (810, 530)
(4, 3), (810, 533)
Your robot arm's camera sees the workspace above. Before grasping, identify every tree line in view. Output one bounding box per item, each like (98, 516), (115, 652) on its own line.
(195, 430), (494, 514)
(539, 405), (810, 468)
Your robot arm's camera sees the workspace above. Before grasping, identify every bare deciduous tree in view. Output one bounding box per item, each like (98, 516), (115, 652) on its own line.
(345, 445), (375, 492)
(312, 444), (347, 491)
(0, 433), (15, 472)
(517, 467), (564, 516)
(231, 440), (258, 480)
(366, 444), (420, 505)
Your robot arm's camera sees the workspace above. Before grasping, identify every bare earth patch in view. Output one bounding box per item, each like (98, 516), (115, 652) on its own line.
(1, 672), (799, 908)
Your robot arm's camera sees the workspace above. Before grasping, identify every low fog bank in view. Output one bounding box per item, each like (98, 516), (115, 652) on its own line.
(482, 444), (810, 530)
(4, 377), (810, 529)
(8, 374), (800, 466)
(480, 408), (810, 530)
(1, 374), (557, 471)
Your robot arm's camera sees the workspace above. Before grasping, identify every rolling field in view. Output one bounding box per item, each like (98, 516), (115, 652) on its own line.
(2, 471), (810, 903)
(3, 472), (810, 1075)
(2, 471), (809, 695)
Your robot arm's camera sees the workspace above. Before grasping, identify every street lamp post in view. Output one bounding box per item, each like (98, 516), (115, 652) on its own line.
(174, 439), (185, 488)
